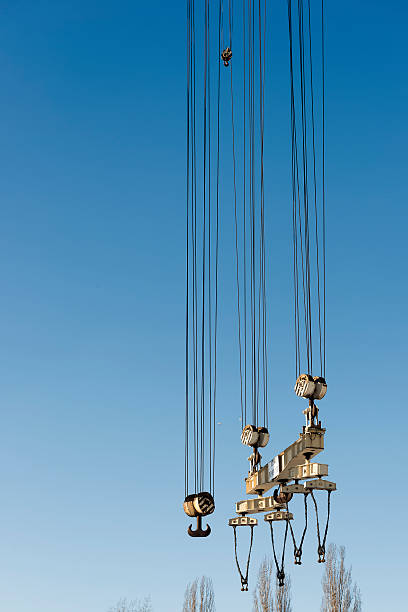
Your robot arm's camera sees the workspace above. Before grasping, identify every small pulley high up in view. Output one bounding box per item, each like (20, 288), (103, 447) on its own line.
(221, 47), (232, 66)
(183, 492), (215, 538)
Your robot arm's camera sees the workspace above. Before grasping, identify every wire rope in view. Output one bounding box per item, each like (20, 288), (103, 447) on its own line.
(287, 0), (325, 379)
(185, 0), (221, 501)
(322, 0), (326, 378)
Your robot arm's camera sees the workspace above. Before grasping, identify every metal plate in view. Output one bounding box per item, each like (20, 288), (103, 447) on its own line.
(229, 516), (258, 526)
(264, 511), (293, 522)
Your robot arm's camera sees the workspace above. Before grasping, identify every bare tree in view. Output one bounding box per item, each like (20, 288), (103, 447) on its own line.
(183, 576), (215, 612)
(321, 544), (362, 612)
(253, 557), (274, 612)
(274, 575), (292, 612)
(253, 558), (292, 612)
(108, 597), (152, 612)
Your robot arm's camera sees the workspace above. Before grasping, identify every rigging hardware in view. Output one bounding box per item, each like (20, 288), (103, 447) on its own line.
(221, 47), (232, 66)
(241, 425), (270, 449)
(229, 402), (336, 587)
(241, 425), (270, 474)
(295, 374), (327, 401)
(268, 515), (290, 588)
(229, 518), (256, 591)
(265, 511), (293, 522)
(241, 424), (259, 447)
(182, 0), (335, 595)
(310, 489), (332, 562)
(294, 374), (316, 399)
(286, 493), (309, 565)
(184, 492), (215, 538)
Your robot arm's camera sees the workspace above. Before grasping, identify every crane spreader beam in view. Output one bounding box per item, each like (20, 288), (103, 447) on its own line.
(245, 427), (326, 496)
(235, 494), (285, 515)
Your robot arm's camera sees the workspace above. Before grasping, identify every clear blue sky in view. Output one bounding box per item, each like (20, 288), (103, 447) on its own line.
(0, 1), (406, 611)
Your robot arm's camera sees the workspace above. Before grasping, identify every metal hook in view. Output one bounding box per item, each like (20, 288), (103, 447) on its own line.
(318, 545), (326, 563)
(294, 548), (303, 565)
(188, 515), (211, 538)
(277, 569), (285, 588)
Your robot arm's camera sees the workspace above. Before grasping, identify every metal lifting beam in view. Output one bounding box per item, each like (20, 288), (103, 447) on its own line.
(235, 495), (286, 515)
(245, 427), (326, 496)
(264, 511), (293, 522)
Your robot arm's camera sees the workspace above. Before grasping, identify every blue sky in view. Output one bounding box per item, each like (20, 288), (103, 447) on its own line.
(0, 1), (406, 611)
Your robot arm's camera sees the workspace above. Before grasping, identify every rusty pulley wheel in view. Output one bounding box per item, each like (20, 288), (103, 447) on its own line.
(221, 47), (232, 66)
(273, 489), (293, 505)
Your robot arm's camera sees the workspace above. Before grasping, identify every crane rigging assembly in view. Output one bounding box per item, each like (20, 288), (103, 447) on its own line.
(184, 0), (334, 591)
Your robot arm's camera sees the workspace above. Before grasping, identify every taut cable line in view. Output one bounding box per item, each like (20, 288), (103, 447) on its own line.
(184, 0), (220, 537)
(227, 0), (335, 593)
(183, 3), (335, 583)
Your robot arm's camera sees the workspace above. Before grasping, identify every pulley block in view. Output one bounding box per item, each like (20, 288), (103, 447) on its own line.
(241, 424), (269, 448)
(184, 492), (215, 538)
(183, 491), (215, 518)
(294, 374), (315, 398)
(294, 374), (327, 400)
(312, 376), (327, 400)
(257, 426), (270, 448)
(241, 424), (258, 447)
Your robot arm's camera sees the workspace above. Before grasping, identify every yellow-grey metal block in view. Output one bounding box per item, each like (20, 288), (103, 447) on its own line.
(236, 495), (284, 515)
(264, 511), (293, 522)
(304, 479), (336, 491)
(280, 483), (305, 494)
(288, 463), (328, 480)
(229, 516), (258, 526)
(246, 429), (325, 495)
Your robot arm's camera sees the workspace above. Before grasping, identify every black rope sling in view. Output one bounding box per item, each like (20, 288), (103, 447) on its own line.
(310, 489), (332, 562)
(286, 493), (309, 565)
(269, 520), (290, 588)
(233, 525), (255, 591)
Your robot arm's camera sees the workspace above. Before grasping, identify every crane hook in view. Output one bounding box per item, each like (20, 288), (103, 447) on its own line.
(188, 515), (211, 538)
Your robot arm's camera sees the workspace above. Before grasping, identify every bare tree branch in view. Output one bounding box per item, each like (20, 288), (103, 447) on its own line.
(321, 544), (362, 612)
(274, 575), (292, 612)
(253, 558), (292, 612)
(108, 597), (152, 612)
(253, 557), (274, 612)
(183, 576), (215, 612)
